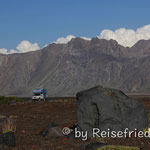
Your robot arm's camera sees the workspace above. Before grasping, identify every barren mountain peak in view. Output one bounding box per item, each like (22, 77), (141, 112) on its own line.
(0, 38), (150, 96)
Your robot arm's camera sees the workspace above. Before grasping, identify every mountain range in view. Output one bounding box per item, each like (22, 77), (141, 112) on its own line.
(0, 37), (150, 97)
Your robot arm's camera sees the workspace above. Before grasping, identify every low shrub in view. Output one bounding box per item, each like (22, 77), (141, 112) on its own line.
(0, 96), (23, 104)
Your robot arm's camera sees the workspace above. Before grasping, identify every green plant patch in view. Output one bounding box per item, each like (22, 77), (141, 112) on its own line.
(0, 96), (24, 104)
(97, 145), (140, 150)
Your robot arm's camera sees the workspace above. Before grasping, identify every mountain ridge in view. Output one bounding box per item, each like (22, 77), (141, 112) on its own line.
(0, 38), (150, 97)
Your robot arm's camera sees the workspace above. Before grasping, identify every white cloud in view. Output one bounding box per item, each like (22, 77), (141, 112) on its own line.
(54, 35), (92, 44)
(98, 24), (150, 47)
(0, 48), (8, 54)
(54, 35), (75, 44)
(1, 24), (150, 54)
(0, 40), (40, 54)
(16, 40), (40, 53)
(9, 49), (19, 54)
(43, 44), (48, 48)
(55, 25), (150, 46)
(80, 37), (91, 41)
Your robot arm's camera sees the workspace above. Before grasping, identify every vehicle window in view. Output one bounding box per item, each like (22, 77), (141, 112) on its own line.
(34, 93), (40, 96)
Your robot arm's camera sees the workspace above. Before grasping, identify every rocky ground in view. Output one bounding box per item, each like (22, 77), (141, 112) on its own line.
(0, 96), (150, 150)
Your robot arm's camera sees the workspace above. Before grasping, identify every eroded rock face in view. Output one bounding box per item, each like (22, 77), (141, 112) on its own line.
(76, 86), (148, 137)
(1, 39), (150, 97)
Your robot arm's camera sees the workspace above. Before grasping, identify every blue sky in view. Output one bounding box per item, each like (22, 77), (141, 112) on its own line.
(0, 0), (150, 52)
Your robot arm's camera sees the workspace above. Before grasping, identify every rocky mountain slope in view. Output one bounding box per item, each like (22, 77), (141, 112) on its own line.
(0, 38), (150, 97)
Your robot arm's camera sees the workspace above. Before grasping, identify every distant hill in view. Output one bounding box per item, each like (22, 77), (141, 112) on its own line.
(1, 38), (150, 97)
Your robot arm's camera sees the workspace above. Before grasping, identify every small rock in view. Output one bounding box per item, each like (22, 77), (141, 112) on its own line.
(40, 122), (58, 137)
(42, 127), (64, 138)
(1, 118), (16, 133)
(0, 132), (16, 147)
(40, 122), (64, 138)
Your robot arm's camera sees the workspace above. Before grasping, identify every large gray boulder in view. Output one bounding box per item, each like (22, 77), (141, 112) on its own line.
(76, 86), (148, 137)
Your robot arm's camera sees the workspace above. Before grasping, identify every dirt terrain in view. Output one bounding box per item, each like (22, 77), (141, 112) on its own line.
(0, 96), (150, 150)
